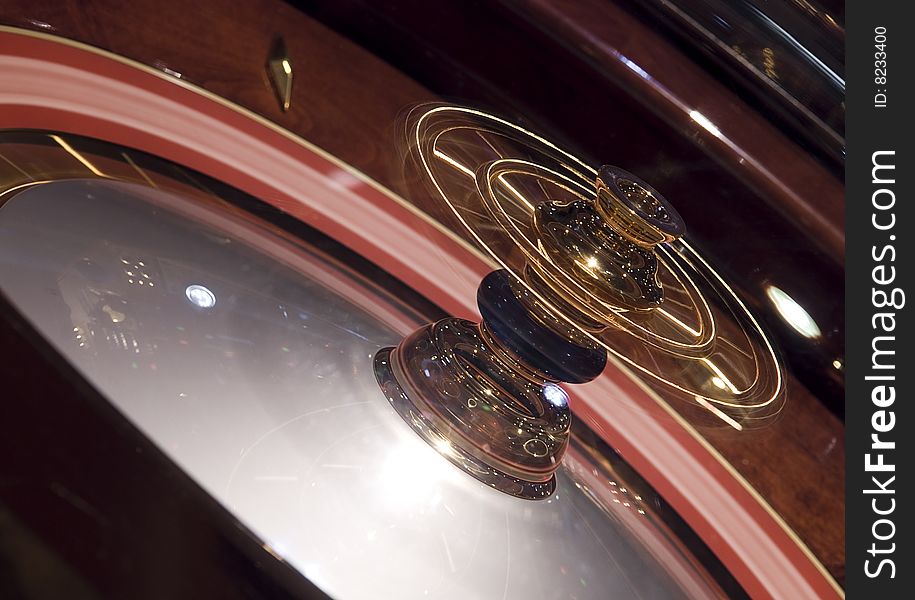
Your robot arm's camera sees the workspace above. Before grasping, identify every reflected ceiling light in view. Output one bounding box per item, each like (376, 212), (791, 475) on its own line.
(379, 440), (451, 509)
(765, 285), (821, 339)
(185, 284), (216, 308)
(620, 54), (650, 80)
(688, 110), (722, 138)
(542, 383), (569, 409)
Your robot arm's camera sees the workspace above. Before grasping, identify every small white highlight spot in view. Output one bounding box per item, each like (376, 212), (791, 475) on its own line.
(185, 284), (216, 308)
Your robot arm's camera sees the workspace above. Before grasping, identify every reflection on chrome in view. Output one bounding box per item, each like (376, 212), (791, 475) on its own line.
(766, 284), (822, 339)
(374, 313), (575, 500)
(398, 104), (786, 430)
(185, 284), (217, 308)
(542, 382), (569, 408)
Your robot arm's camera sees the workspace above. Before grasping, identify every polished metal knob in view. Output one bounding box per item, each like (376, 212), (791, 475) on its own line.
(531, 165), (685, 318)
(594, 165), (685, 248)
(376, 165), (684, 499)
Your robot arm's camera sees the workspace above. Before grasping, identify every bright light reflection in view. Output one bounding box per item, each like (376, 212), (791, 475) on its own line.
(621, 55), (650, 80)
(433, 437), (453, 457)
(542, 383), (569, 409)
(185, 284), (217, 308)
(765, 285), (821, 339)
(689, 110), (722, 138)
(378, 440), (451, 509)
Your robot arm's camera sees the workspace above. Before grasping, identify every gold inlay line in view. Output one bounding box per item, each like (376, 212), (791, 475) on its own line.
(49, 134), (106, 177)
(495, 174), (535, 212)
(695, 395), (743, 431)
(433, 149), (474, 178)
(700, 357), (741, 394)
(656, 307), (701, 338)
(121, 152), (158, 188)
(0, 151), (33, 180)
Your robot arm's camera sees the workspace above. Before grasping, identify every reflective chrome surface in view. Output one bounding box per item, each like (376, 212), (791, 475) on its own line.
(374, 160), (689, 498)
(0, 170), (728, 599)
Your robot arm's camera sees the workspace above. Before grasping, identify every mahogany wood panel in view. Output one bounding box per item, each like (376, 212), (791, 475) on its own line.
(510, 0), (845, 259)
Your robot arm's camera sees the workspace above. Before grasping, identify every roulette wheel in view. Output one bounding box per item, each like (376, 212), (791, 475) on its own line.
(0, 1), (844, 598)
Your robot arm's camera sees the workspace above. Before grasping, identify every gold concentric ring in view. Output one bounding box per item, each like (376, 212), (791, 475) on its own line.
(407, 104), (785, 424)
